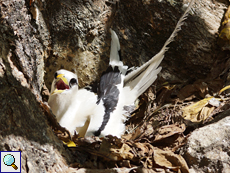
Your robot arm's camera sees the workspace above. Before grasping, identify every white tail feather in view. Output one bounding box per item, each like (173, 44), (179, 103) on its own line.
(110, 29), (121, 64)
(110, 29), (128, 75)
(134, 67), (162, 98)
(124, 0), (194, 101)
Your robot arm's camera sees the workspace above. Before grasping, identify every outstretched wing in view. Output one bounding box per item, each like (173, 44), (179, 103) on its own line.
(91, 29), (125, 136)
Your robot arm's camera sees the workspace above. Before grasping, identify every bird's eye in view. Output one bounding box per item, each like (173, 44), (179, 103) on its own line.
(54, 72), (58, 79)
(69, 78), (78, 87)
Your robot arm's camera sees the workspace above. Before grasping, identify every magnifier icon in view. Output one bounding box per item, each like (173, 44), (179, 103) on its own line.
(3, 154), (18, 170)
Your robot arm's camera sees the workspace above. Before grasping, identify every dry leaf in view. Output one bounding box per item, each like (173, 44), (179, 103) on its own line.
(153, 149), (189, 173)
(182, 97), (214, 122)
(69, 135), (190, 172)
(156, 85), (175, 105)
(178, 81), (209, 100)
(100, 141), (134, 161)
(199, 106), (215, 121)
(219, 85), (230, 94)
(153, 124), (186, 142)
(133, 142), (154, 158)
(152, 124), (186, 151)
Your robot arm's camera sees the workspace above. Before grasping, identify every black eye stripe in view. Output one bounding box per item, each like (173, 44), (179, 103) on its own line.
(54, 72), (58, 79)
(69, 78), (78, 87)
(70, 78), (77, 84)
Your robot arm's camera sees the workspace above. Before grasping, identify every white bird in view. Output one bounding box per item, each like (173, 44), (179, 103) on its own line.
(84, 29), (129, 137)
(48, 69), (99, 137)
(87, 0), (194, 137)
(48, 0), (194, 138)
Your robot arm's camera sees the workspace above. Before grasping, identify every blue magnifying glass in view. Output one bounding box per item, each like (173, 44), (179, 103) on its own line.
(3, 154), (18, 170)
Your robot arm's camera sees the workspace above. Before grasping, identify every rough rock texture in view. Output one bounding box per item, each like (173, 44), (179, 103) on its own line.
(111, 0), (227, 84)
(42, 0), (229, 90)
(0, 0), (74, 172)
(0, 0), (229, 172)
(1, 0), (45, 101)
(180, 114), (230, 173)
(43, 0), (116, 88)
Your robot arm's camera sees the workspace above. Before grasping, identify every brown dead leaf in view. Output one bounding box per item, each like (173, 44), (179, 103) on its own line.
(123, 126), (143, 141)
(156, 85), (176, 105)
(133, 142), (154, 158)
(182, 97), (214, 122)
(153, 149), (189, 173)
(152, 124), (186, 152)
(99, 137), (134, 161)
(178, 81), (209, 100)
(199, 106), (215, 121)
(66, 167), (145, 173)
(110, 143), (134, 160)
(118, 160), (132, 168)
(180, 84), (230, 123)
(73, 136), (134, 161)
(153, 124), (186, 142)
(74, 136), (102, 149)
(127, 96), (148, 126)
(70, 135), (190, 172)
(55, 130), (72, 143)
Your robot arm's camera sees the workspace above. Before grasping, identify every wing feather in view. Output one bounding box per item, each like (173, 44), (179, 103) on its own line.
(124, 0), (195, 100)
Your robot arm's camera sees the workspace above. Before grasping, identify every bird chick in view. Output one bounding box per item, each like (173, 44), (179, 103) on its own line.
(48, 69), (98, 137)
(48, 0), (195, 138)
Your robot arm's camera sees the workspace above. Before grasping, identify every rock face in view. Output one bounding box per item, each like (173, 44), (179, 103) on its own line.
(110, 0), (227, 85)
(180, 115), (230, 173)
(42, 0), (228, 90)
(0, 0), (229, 172)
(0, 0), (74, 172)
(43, 0), (115, 88)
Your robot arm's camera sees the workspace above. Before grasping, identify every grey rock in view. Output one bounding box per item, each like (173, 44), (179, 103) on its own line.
(180, 116), (230, 173)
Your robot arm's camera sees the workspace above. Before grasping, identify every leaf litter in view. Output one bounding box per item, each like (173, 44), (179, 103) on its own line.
(42, 78), (230, 172)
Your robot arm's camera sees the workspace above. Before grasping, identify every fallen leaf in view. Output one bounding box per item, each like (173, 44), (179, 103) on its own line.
(199, 106), (215, 121)
(219, 85), (230, 94)
(153, 148), (189, 173)
(156, 85), (176, 105)
(182, 97), (214, 122)
(102, 142), (134, 161)
(178, 81), (209, 100)
(153, 124), (186, 142)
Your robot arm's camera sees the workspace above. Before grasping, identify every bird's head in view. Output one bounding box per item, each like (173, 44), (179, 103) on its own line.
(50, 69), (78, 95)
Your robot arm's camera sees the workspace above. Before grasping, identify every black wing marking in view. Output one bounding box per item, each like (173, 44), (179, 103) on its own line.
(84, 81), (98, 94)
(118, 50), (122, 61)
(94, 66), (122, 136)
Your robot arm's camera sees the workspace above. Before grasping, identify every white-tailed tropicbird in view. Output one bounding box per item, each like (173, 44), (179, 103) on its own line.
(48, 0), (194, 138)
